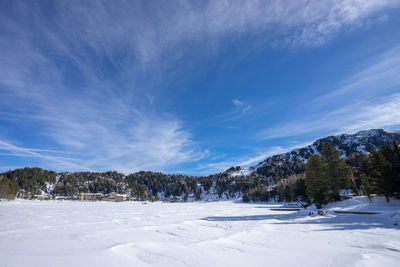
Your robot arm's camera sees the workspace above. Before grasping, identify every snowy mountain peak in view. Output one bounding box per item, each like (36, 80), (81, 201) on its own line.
(355, 129), (386, 137)
(247, 129), (400, 178)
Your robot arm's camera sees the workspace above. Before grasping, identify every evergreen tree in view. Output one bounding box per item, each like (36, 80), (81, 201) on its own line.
(360, 173), (375, 199)
(320, 142), (352, 201)
(369, 149), (392, 201)
(0, 175), (18, 199)
(391, 140), (400, 196)
(305, 155), (329, 208)
(381, 140), (400, 197)
(294, 177), (307, 202)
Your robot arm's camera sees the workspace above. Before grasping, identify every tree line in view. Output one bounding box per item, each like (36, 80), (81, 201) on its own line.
(244, 141), (400, 206)
(305, 141), (400, 208)
(0, 167), (270, 201)
(1, 141), (399, 204)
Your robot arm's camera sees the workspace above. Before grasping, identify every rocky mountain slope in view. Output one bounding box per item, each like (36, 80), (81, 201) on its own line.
(230, 129), (400, 179)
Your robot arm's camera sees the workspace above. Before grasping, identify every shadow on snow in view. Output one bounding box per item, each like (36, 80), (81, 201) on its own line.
(202, 212), (297, 222)
(201, 211), (398, 231)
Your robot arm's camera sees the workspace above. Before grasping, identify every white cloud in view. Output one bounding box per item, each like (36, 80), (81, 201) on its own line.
(146, 94), (155, 105)
(337, 94), (400, 134)
(0, 107), (203, 174)
(0, 0), (399, 173)
(241, 104), (252, 115)
(0, 140), (88, 170)
(0, 48), (203, 173)
(195, 142), (316, 174)
(312, 45), (400, 105)
(257, 43), (400, 141)
(232, 99), (243, 106)
(2, 0), (396, 69)
(232, 99), (252, 116)
(259, 93), (400, 140)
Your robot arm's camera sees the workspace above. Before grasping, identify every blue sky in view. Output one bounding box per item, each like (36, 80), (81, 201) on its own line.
(1, 0), (400, 175)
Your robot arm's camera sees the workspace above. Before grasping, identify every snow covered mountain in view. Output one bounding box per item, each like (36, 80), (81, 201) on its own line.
(231, 129), (400, 179)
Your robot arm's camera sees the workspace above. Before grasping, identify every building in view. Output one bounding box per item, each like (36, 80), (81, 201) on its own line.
(115, 194), (127, 202)
(33, 194), (51, 200)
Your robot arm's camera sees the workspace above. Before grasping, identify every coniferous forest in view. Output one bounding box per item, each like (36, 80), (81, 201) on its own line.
(1, 140), (399, 207)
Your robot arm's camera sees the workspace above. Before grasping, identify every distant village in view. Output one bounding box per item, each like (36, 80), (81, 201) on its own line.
(16, 189), (191, 202)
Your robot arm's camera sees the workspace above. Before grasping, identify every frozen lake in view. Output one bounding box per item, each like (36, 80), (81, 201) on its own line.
(1, 198), (400, 266)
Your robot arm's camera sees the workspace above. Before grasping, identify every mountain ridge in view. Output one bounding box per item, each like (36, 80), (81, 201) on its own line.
(1, 128), (399, 201)
(228, 129), (400, 179)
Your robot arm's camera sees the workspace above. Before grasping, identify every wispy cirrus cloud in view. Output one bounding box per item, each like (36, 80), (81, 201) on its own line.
(0, 108), (203, 173)
(195, 142), (316, 174)
(0, 47), (203, 173)
(259, 94), (400, 140)
(258, 44), (400, 140)
(0, 1), (209, 173)
(336, 94), (400, 134)
(2, 1), (397, 71)
(232, 99), (252, 116)
(1, 0), (399, 174)
(0, 140), (87, 170)
(312, 45), (400, 106)
(232, 99), (243, 106)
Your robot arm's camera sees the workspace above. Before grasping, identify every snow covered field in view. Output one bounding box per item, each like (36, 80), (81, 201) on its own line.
(1, 197), (400, 267)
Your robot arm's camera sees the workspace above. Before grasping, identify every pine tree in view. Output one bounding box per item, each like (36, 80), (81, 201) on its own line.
(294, 177), (307, 202)
(305, 155), (329, 208)
(320, 142), (352, 201)
(391, 140), (400, 196)
(0, 175), (18, 200)
(369, 149), (392, 201)
(360, 173), (375, 199)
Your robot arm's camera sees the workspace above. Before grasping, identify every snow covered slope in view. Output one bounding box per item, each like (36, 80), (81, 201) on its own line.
(1, 197), (399, 267)
(253, 129), (400, 178)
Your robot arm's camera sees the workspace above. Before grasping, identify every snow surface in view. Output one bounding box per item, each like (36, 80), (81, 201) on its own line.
(1, 197), (400, 267)
(229, 167), (252, 177)
(47, 174), (61, 194)
(384, 130), (400, 134)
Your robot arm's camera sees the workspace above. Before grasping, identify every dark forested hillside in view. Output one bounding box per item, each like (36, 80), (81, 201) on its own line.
(0, 167), (270, 202)
(253, 129), (400, 179)
(1, 129), (399, 202)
